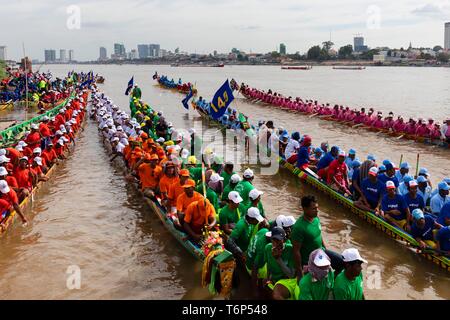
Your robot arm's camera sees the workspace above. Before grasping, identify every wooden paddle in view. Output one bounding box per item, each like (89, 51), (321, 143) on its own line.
(352, 123), (364, 129)
(309, 113), (318, 118)
(415, 153), (420, 178)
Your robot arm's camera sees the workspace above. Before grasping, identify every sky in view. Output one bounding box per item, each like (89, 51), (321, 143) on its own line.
(1, 0), (449, 61)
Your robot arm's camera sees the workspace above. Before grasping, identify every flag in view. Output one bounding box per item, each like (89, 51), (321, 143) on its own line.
(181, 87), (193, 110)
(209, 80), (234, 120)
(125, 76), (134, 95)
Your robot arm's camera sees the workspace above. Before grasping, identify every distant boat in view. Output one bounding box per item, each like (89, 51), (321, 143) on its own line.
(281, 66), (312, 70)
(332, 66), (366, 70)
(210, 63), (225, 67)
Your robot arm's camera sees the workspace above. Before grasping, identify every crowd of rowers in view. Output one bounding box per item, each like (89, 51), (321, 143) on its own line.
(91, 90), (376, 301)
(0, 89), (88, 229)
(239, 84), (450, 143)
(257, 119), (450, 252)
(154, 73), (194, 92)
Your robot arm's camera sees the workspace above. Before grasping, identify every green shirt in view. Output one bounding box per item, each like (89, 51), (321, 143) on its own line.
(297, 271), (335, 300)
(222, 183), (237, 202)
(246, 228), (269, 270)
(291, 216), (323, 266)
(219, 204), (244, 226)
(220, 170), (235, 188)
(234, 180), (255, 203)
(333, 271), (364, 300)
(189, 167), (203, 184)
(263, 243), (295, 283)
(230, 217), (257, 252)
(241, 201), (265, 217)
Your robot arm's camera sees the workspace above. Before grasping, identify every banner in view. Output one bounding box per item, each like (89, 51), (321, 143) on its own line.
(182, 88), (193, 110)
(125, 76), (134, 95)
(209, 80), (234, 120)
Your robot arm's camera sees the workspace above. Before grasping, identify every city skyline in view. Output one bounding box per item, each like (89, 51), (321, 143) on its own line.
(1, 0), (450, 61)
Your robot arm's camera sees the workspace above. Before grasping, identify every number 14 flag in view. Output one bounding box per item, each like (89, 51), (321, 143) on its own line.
(209, 79), (235, 120)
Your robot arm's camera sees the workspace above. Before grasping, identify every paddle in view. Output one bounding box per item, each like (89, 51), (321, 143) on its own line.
(420, 246), (450, 258)
(309, 113), (318, 118)
(396, 134), (405, 140)
(415, 153), (420, 178)
(399, 154), (403, 167)
(352, 123), (364, 129)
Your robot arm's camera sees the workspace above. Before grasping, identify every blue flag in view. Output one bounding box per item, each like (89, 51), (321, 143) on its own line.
(182, 88), (193, 110)
(125, 76), (134, 95)
(209, 80), (235, 120)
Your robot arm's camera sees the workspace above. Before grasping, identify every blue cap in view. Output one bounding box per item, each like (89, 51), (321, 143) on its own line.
(419, 168), (429, 176)
(444, 178), (450, 184)
(417, 176), (427, 183)
(367, 154), (376, 161)
(382, 159), (391, 166)
(403, 175), (413, 184)
(378, 165), (386, 171)
(314, 147), (323, 153)
(331, 146), (339, 153)
(385, 162), (394, 171)
(438, 181), (450, 191)
(400, 162), (411, 169)
(348, 149), (356, 155)
(412, 209), (424, 221)
(352, 160), (362, 168)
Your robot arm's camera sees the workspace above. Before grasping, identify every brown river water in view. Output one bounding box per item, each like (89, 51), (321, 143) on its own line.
(0, 65), (448, 299)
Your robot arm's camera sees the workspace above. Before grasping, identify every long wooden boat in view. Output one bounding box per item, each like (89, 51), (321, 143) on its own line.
(333, 66), (366, 70)
(154, 77), (198, 96)
(0, 115), (86, 236)
(281, 66), (312, 70)
(192, 102), (450, 273)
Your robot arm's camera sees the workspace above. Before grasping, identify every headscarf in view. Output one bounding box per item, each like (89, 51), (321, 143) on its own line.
(358, 160), (375, 184)
(303, 249), (331, 281)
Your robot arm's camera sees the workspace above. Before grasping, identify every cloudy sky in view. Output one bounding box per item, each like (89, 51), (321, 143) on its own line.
(1, 0), (449, 61)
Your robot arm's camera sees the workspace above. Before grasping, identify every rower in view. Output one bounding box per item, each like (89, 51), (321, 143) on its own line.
(296, 135), (313, 170)
(403, 180), (425, 219)
(436, 226), (450, 255)
(430, 182), (450, 216)
(377, 162), (399, 193)
(437, 202), (450, 227)
(380, 181), (410, 229)
(333, 248), (366, 300)
(242, 188), (265, 217)
(175, 179), (203, 228)
(285, 132), (301, 164)
(316, 146), (339, 179)
(31, 157), (48, 184)
(417, 176), (432, 207)
(166, 169), (190, 213)
(395, 162), (411, 184)
(295, 249), (334, 300)
(158, 162), (178, 201)
(0, 180), (27, 224)
(220, 161), (236, 187)
(354, 167), (383, 214)
(410, 209), (441, 249)
(221, 173), (241, 206)
(14, 157), (34, 198)
(418, 168), (433, 189)
(344, 149), (357, 171)
(134, 153), (162, 200)
(219, 191), (244, 235)
(204, 173), (223, 213)
(182, 198), (217, 242)
(234, 168), (255, 203)
(326, 150), (351, 195)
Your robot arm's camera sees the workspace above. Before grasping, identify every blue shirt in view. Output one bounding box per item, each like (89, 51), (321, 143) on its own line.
(417, 186), (432, 206)
(297, 146), (310, 168)
(398, 182), (410, 196)
(403, 193), (425, 212)
(378, 174), (400, 194)
(382, 194), (408, 220)
(437, 202), (450, 226)
(436, 227), (450, 251)
(430, 194), (450, 215)
(410, 215), (436, 241)
(317, 152), (335, 171)
(394, 170), (407, 184)
(352, 168), (360, 185)
(360, 178), (383, 207)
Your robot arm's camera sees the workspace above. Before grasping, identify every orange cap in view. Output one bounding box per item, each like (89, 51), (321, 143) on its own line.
(182, 179), (196, 188)
(140, 132), (148, 139)
(134, 147), (142, 153)
(168, 148), (178, 154)
(180, 169), (190, 177)
(150, 154), (159, 161)
(157, 149), (165, 157)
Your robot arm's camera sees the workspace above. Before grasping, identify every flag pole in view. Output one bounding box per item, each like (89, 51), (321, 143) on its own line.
(22, 42), (28, 120)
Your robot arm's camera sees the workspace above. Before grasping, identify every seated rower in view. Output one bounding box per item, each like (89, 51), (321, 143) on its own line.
(158, 162), (178, 201)
(437, 202), (450, 227)
(219, 191), (244, 235)
(436, 226), (450, 255)
(354, 167), (383, 214)
(380, 181), (411, 229)
(395, 162), (411, 184)
(377, 162), (399, 193)
(134, 153), (162, 200)
(285, 132), (301, 164)
(0, 180), (27, 224)
(183, 198), (217, 242)
(242, 188), (265, 217)
(403, 179), (425, 217)
(166, 169), (190, 213)
(296, 135), (314, 170)
(220, 161), (236, 187)
(175, 179), (203, 228)
(234, 168), (255, 203)
(295, 249), (334, 300)
(316, 146), (339, 179)
(410, 209), (441, 249)
(398, 175), (414, 196)
(14, 157), (35, 200)
(430, 182), (450, 216)
(221, 174), (241, 206)
(333, 248), (366, 300)
(326, 151), (351, 195)
(31, 157), (49, 184)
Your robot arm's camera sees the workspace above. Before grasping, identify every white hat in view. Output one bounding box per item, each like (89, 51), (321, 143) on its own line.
(188, 128), (196, 135)
(181, 149), (190, 159)
(338, 150), (346, 157)
(157, 137), (165, 143)
(409, 179), (418, 187)
(168, 122), (173, 128)
(42, 116), (49, 121)
(230, 174), (241, 184)
(368, 167), (379, 176)
(19, 156), (28, 162)
(243, 168), (254, 179)
(33, 157), (43, 166)
(0, 167), (8, 176)
(55, 130), (63, 135)
(117, 126), (123, 131)
(386, 181), (396, 189)
(111, 137), (120, 142)
(249, 188), (263, 200)
(61, 137), (69, 142)
(228, 191), (243, 204)
(0, 155), (11, 163)
(16, 146), (23, 152)
(31, 123), (39, 130)
(282, 216), (296, 228)
(246, 207), (264, 222)
(275, 215), (286, 228)
(18, 141), (28, 147)
(57, 139), (65, 146)
(210, 173), (224, 184)
(313, 250), (332, 267)
(33, 147), (42, 154)
(0, 180), (10, 194)
(342, 248), (367, 263)
(0, 149), (5, 156)
(70, 119), (76, 124)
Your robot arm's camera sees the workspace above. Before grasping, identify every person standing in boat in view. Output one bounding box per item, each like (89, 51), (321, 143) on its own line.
(333, 248), (366, 300)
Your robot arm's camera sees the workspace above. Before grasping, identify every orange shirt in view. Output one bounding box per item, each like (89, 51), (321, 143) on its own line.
(159, 175), (179, 197)
(14, 168), (32, 190)
(168, 180), (185, 207)
(42, 149), (57, 163)
(184, 200), (216, 234)
(31, 166), (43, 177)
(137, 164), (162, 190)
(39, 123), (52, 137)
(176, 191), (203, 213)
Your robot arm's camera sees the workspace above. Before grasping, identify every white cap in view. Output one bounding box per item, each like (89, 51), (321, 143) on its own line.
(55, 130), (63, 135)
(228, 191), (243, 204)
(246, 207), (264, 222)
(368, 167), (379, 176)
(57, 139), (64, 146)
(409, 179), (418, 187)
(210, 173), (224, 184)
(157, 137), (165, 143)
(230, 174), (241, 184)
(42, 116), (49, 121)
(111, 137), (120, 142)
(33, 147), (42, 154)
(31, 123), (39, 130)
(282, 216), (296, 227)
(386, 181), (396, 189)
(342, 248), (367, 263)
(18, 141), (28, 147)
(0, 155), (11, 163)
(249, 188), (263, 200)
(33, 157), (43, 166)
(16, 145), (23, 152)
(181, 149), (190, 159)
(60, 127), (67, 134)
(188, 128), (196, 135)
(70, 119), (76, 124)
(0, 149), (5, 156)
(62, 137), (69, 142)
(117, 126), (123, 131)
(19, 156), (28, 161)
(275, 215), (286, 228)
(338, 150), (346, 157)
(243, 168), (254, 178)
(0, 180), (10, 194)
(0, 167), (8, 176)
(313, 251), (332, 267)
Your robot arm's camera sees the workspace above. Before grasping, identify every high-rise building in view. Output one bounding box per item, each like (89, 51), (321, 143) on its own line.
(60, 49), (67, 62)
(0, 46), (6, 61)
(68, 50), (74, 62)
(113, 43), (126, 59)
(130, 49), (138, 60)
(279, 43), (286, 55)
(44, 49), (56, 62)
(137, 44), (150, 58)
(354, 36), (368, 52)
(99, 47), (107, 61)
(445, 22), (450, 50)
(149, 44), (160, 57)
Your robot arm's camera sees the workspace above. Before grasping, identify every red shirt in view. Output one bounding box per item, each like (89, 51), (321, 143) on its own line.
(39, 123), (52, 137)
(14, 168), (33, 190)
(5, 176), (19, 189)
(42, 149), (57, 163)
(6, 148), (21, 163)
(327, 159), (348, 185)
(25, 131), (41, 147)
(0, 198), (11, 217)
(1, 189), (19, 206)
(30, 166), (43, 176)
